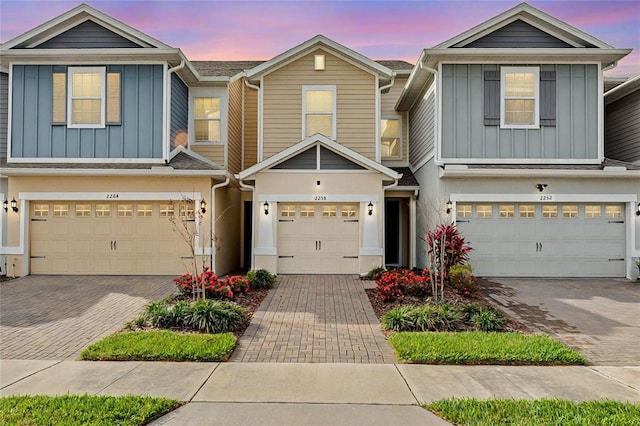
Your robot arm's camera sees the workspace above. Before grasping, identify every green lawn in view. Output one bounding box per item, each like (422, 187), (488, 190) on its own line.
(426, 398), (640, 426)
(0, 395), (180, 426)
(80, 330), (236, 361)
(389, 331), (586, 365)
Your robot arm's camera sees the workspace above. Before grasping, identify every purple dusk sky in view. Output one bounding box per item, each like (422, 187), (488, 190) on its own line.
(1, 1), (639, 76)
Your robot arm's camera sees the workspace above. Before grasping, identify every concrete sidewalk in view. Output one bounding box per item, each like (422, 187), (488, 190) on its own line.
(1, 360), (638, 425)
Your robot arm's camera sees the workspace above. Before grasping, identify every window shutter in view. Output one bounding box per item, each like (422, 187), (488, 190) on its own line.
(106, 72), (121, 124)
(483, 70), (500, 126)
(539, 71), (556, 126)
(52, 73), (66, 124)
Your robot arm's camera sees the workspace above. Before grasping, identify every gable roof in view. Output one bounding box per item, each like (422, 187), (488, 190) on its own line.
(604, 74), (640, 105)
(244, 35), (393, 81)
(237, 134), (401, 181)
(1, 3), (172, 50)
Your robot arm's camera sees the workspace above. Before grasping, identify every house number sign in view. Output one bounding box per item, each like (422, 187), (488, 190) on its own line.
(106, 193), (119, 199)
(538, 195), (554, 201)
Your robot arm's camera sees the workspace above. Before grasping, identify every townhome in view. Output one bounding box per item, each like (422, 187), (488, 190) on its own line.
(397, 3), (640, 279)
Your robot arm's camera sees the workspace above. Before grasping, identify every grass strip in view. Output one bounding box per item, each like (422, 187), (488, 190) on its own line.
(0, 394), (180, 426)
(80, 330), (236, 361)
(425, 398), (640, 426)
(389, 331), (586, 364)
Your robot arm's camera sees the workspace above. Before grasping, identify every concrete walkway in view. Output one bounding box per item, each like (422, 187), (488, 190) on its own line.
(0, 275), (177, 359)
(231, 275), (396, 363)
(1, 360), (638, 425)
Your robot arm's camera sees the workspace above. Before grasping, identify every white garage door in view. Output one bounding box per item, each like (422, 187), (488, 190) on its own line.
(456, 203), (626, 277)
(30, 201), (194, 275)
(277, 203), (359, 274)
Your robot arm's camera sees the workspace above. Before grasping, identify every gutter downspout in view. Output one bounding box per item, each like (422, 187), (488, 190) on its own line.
(244, 78), (261, 162)
(165, 60), (185, 163)
(238, 178), (256, 270)
(210, 177), (230, 273)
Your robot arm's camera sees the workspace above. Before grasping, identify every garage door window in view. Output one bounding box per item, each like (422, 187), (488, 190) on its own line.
(96, 204), (111, 217)
(159, 204), (174, 217)
(585, 205), (601, 218)
(137, 204), (153, 217)
(477, 205), (492, 218)
(322, 206), (337, 217)
(118, 204), (133, 217)
(53, 204), (69, 217)
(342, 206), (357, 217)
(281, 205), (296, 217)
(75, 204), (91, 217)
(519, 205), (535, 218)
(301, 205), (315, 217)
(562, 205), (578, 218)
(542, 205), (557, 218)
(179, 203), (195, 218)
(499, 205), (514, 218)
(457, 205), (472, 218)
(605, 206), (622, 218)
(34, 204), (49, 217)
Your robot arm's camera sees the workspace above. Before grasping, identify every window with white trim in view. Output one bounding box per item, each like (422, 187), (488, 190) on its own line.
(194, 97), (221, 143)
(341, 206), (357, 217)
(75, 204), (91, 217)
(499, 205), (515, 218)
(605, 206), (622, 219)
(381, 117), (401, 159)
(457, 205), (472, 219)
(303, 86), (335, 139)
(281, 205), (296, 217)
(67, 67), (106, 128)
(501, 67), (539, 129)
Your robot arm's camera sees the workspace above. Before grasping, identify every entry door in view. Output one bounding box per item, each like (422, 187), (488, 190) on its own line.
(385, 199), (400, 266)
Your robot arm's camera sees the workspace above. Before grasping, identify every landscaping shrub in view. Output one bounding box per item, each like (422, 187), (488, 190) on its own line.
(200, 269), (233, 299)
(174, 270), (255, 299)
(146, 301), (173, 328)
(173, 272), (196, 295)
(365, 266), (386, 281)
(183, 299), (244, 333)
(225, 275), (250, 295)
(449, 264), (479, 297)
(472, 306), (506, 332)
(376, 269), (428, 302)
(434, 302), (464, 331)
(382, 303), (463, 332)
(247, 269), (275, 289)
(425, 224), (473, 272)
(382, 306), (415, 331)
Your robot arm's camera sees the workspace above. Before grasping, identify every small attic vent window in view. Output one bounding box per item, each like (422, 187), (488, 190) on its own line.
(314, 55), (325, 71)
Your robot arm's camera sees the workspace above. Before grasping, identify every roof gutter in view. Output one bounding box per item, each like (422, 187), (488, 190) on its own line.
(440, 168), (640, 178)
(165, 60), (185, 163)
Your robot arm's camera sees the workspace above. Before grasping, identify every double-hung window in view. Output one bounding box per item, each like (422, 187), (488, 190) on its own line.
(381, 117), (401, 158)
(68, 67), (106, 128)
(501, 66), (539, 129)
(303, 85), (335, 139)
(194, 97), (221, 143)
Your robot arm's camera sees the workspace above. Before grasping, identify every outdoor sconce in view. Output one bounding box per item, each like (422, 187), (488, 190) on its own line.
(263, 201), (270, 215)
(200, 199), (207, 214)
(367, 201), (374, 216)
(536, 183), (548, 192)
(446, 200), (453, 214)
(636, 203), (640, 216)
(11, 198), (18, 213)
(2, 199), (7, 212)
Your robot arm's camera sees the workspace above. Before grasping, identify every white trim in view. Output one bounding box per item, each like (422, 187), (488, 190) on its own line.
(259, 77), (264, 162)
(253, 247), (277, 256)
(450, 193), (637, 203)
(7, 60), (170, 66)
(258, 194), (379, 203)
(262, 169), (375, 174)
(500, 66), (539, 129)
(188, 87), (228, 158)
(440, 166), (640, 179)
(375, 75), (380, 162)
(597, 63), (604, 162)
(604, 74), (640, 104)
(441, 158), (601, 165)
(2, 168), (228, 177)
(66, 66), (106, 128)
(302, 85), (336, 140)
(436, 62), (443, 164)
(19, 191), (203, 201)
(360, 248), (383, 256)
(8, 157), (165, 164)
(163, 62), (169, 163)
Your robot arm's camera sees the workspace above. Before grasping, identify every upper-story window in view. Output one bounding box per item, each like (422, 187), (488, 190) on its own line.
(303, 85), (336, 139)
(501, 66), (539, 129)
(53, 67), (120, 128)
(381, 117), (401, 159)
(194, 97), (221, 143)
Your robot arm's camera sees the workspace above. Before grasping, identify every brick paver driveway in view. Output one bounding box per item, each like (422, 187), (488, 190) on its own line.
(485, 278), (640, 366)
(231, 275), (396, 363)
(1, 275), (176, 360)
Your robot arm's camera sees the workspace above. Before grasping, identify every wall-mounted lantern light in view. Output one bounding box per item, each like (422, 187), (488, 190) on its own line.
(535, 183), (548, 192)
(263, 201), (270, 215)
(446, 200), (453, 214)
(636, 203), (640, 216)
(2, 199), (7, 212)
(200, 199), (207, 214)
(11, 198), (18, 213)
(367, 201), (374, 216)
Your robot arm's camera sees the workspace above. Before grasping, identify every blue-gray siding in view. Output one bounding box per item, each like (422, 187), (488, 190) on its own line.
(408, 77), (435, 167)
(463, 20), (575, 48)
(11, 64), (164, 159)
(34, 20), (143, 49)
(441, 64), (598, 161)
(0, 72), (7, 159)
(605, 89), (640, 162)
(170, 74), (188, 149)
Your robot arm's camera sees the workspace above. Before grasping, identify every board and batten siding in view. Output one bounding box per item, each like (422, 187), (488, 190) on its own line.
(380, 75), (408, 162)
(262, 49), (376, 161)
(408, 75), (436, 167)
(0, 72), (7, 158)
(441, 64), (598, 161)
(34, 20), (142, 49)
(170, 73), (188, 149)
(605, 89), (640, 163)
(11, 64), (164, 159)
(227, 78), (243, 174)
(243, 84), (258, 169)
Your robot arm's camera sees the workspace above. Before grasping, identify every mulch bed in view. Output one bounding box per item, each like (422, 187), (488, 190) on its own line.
(366, 277), (530, 333)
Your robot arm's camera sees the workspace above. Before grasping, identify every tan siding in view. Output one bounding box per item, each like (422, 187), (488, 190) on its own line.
(192, 145), (225, 166)
(381, 76), (408, 161)
(263, 49), (376, 160)
(244, 84), (258, 168)
(227, 79), (243, 174)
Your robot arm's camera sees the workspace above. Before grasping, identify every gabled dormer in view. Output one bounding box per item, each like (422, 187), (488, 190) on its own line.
(397, 2), (632, 168)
